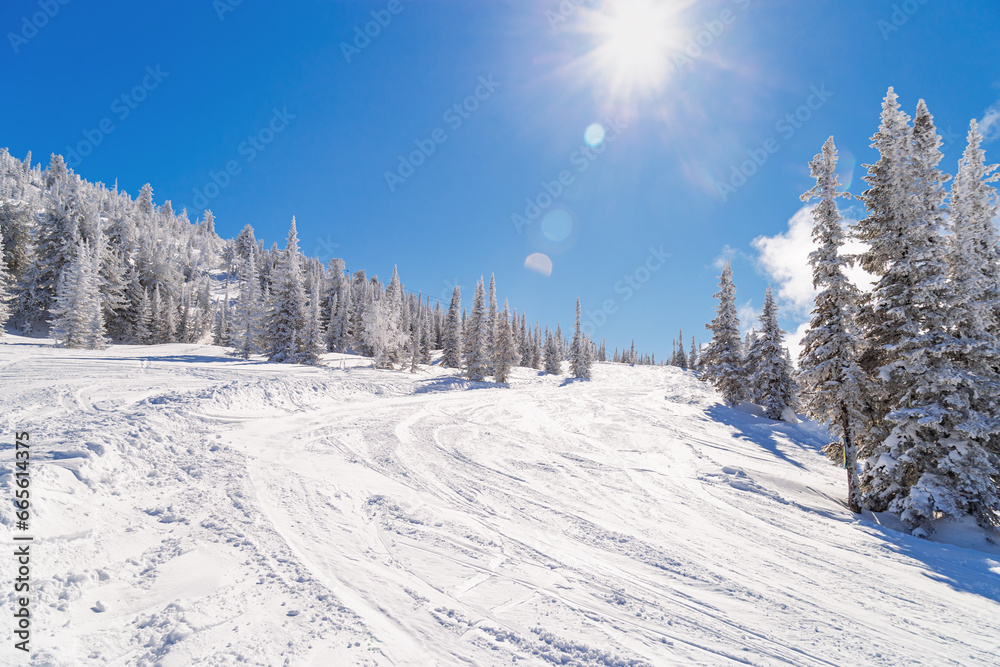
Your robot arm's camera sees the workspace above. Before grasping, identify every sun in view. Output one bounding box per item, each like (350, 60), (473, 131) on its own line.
(582, 0), (688, 98)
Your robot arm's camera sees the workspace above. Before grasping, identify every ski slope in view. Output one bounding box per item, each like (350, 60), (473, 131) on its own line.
(1, 336), (998, 666)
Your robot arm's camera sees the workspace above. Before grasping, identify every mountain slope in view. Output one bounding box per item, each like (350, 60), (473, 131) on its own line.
(1, 337), (998, 666)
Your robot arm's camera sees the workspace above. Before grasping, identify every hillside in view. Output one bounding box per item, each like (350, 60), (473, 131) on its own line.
(1, 336), (998, 666)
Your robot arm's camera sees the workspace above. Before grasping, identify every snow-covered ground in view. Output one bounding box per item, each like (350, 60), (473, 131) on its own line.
(1, 336), (998, 666)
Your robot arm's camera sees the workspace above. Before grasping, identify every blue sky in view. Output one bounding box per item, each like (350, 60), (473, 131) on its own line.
(4, 0), (999, 358)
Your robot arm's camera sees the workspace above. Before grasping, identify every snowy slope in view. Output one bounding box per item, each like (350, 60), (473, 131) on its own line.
(1, 336), (998, 666)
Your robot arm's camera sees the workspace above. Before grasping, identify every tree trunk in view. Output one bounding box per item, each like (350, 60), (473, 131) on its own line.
(843, 413), (862, 514)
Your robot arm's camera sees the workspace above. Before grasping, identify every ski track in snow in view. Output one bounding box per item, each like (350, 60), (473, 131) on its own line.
(1, 336), (999, 666)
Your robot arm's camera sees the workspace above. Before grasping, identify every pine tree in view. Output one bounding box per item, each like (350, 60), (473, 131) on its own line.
(464, 278), (489, 381)
(214, 284), (230, 346)
(493, 300), (519, 383)
(442, 285), (463, 368)
(134, 288), (153, 343)
(940, 119), (1000, 527)
(798, 136), (865, 513)
(543, 327), (562, 375)
(674, 328), (688, 369)
(0, 243), (10, 334)
(302, 273), (325, 364)
(858, 95), (977, 532)
(701, 261), (744, 405)
(362, 292), (408, 369)
(531, 322), (542, 369)
(852, 87), (916, 505)
(267, 218), (308, 363)
(689, 336), (698, 370)
(50, 240), (106, 349)
(569, 298), (592, 379)
(486, 273), (498, 371)
(752, 287), (794, 420)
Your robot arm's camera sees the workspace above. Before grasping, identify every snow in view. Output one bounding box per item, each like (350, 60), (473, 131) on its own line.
(1, 335), (999, 665)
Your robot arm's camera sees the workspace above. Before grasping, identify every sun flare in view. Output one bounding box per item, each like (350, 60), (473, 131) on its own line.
(584, 0), (687, 97)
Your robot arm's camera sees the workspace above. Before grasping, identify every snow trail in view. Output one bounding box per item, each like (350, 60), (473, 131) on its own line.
(1, 336), (998, 665)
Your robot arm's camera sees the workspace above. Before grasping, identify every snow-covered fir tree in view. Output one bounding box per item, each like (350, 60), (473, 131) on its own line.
(701, 260), (744, 405)
(232, 252), (264, 359)
(49, 239), (105, 349)
(266, 218), (309, 363)
(752, 286), (794, 421)
(464, 278), (489, 381)
(569, 298), (592, 380)
(493, 300), (520, 383)
(797, 136), (865, 513)
(442, 285), (463, 369)
(0, 243), (11, 334)
(543, 327), (562, 375)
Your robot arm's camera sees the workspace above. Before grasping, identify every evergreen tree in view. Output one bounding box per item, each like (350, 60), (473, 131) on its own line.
(531, 322), (543, 369)
(50, 240), (105, 349)
(798, 136), (865, 513)
(214, 285), (230, 346)
(362, 292), (407, 369)
(464, 278), (489, 381)
(487, 273), (498, 370)
(442, 285), (463, 368)
(543, 327), (562, 375)
(302, 273), (325, 364)
(674, 329), (688, 369)
(689, 336), (698, 370)
(267, 218), (308, 363)
(701, 260), (745, 405)
(857, 95), (982, 532)
(569, 298), (592, 379)
(135, 288), (153, 343)
(493, 300), (520, 383)
(0, 243), (10, 334)
(753, 287), (794, 420)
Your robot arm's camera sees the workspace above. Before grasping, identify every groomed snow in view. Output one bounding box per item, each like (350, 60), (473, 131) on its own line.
(1, 336), (998, 665)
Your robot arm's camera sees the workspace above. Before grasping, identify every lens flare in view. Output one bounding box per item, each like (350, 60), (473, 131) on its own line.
(541, 209), (574, 243)
(524, 252), (554, 276)
(584, 123), (606, 147)
(580, 0), (690, 99)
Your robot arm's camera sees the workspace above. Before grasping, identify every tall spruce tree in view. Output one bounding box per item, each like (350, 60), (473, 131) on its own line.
(442, 285), (463, 369)
(569, 298), (592, 379)
(798, 136), (865, 513)
(464, 278), (489, 381)
(701, 260), (744, 405)
(753, 286), (794, 420)
(267, 218), (309, 363)
(493, 300), (520, 383)
(50, 240), (105, 349)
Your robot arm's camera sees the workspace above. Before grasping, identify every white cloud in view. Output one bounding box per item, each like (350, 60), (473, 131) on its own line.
(750, 205), (876, 364)
(751, 206), (818, 318)
(712, 244), (738, 270)
(751, 204), (874, 319)
(738, 300), (760, 337)
(981, 101), (1000, 143)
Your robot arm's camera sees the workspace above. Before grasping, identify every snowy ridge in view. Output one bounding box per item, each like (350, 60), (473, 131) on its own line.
(1, 336), (998, 665)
